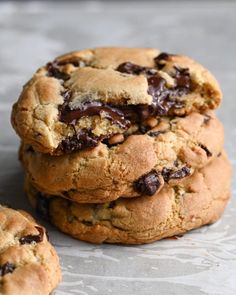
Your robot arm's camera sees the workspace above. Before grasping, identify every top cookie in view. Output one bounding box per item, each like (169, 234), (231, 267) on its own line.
(11, 47), (222, 155)
(0, 205), (61, 295)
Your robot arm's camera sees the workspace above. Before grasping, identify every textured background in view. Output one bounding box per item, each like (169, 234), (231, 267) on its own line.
(0, 1), (236, 294)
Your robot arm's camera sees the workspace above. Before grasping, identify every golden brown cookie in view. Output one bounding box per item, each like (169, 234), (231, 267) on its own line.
(11, 47), (222, 155)
(0, 205), (61, 294)
(20, 111), (224, 203)
(25, 152), (232, 245)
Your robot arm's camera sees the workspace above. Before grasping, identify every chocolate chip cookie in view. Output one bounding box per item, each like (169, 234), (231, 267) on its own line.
(20, 111), (224, 203)
(25, 152), (232, 245)
(0, 205), (61, 294)
(11, 47), (222, 155)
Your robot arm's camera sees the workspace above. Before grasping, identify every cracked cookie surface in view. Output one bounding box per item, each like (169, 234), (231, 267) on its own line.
(11, 47), (222, 155)
(25, 153), (232, 245)
(20, 111), (224, 203)
(0, 206), (61, 295)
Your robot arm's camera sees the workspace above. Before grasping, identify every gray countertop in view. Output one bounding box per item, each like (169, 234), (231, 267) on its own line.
(0, 1), (236, 294)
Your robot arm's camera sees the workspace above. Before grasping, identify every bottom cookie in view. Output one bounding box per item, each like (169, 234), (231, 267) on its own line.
(0, 205), (61, 295)
(25, 153), (232, 245)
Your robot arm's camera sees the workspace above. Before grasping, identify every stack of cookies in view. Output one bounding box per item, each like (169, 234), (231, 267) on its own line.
(11, 47), (232, 244)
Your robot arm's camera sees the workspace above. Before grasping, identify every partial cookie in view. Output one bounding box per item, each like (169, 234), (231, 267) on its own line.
(0, 205), (61, 294)
(25, 152), (232, 245)
(20, 111), (224, 203)
(11, 47), (222, 155)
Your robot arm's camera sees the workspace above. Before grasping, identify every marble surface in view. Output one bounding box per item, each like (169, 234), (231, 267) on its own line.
(0, 1), (236, 294)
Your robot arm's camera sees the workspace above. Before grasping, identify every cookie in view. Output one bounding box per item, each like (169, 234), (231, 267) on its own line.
(25, 152), (232, 245)
(11, 47), (222, 155)
(0, 205), (61, 294)
(20, 111), (224, 203)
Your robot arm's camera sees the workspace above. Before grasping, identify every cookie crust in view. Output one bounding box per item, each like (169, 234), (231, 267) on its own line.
(0, 206), (61, 294)
(11, 47), (222, 155)
(25, 153), (232, 245)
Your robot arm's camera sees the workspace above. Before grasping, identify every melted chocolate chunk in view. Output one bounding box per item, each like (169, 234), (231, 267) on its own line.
(59, 129), (99, 153)
(116, 61), (191, 116)
(47, 62), (70, 81)
(0, 262), (15, 276)
(59, 100), (129, 129)
(134, 170), (161, 196)
(147, 68), (190, 116)
(36, 192), (50, 220)
(19, 226), (44, 245)
(116, 62), (156, 76)
(174, 67), (191, 90)
(199, 144), (212, 157)
(162, 166), (191, 182)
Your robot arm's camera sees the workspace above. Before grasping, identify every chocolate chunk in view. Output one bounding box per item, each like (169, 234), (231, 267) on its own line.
(199, 144), (212, 157)
(116, 62), (156, 76)
(59, 129), (99, 153)
(173, 67), (191, 90)
(162, 166), (191, 182)
(134, 170), (161, 196)
(0, 262), (15, 276)
(36, 192), (50, 220)
(59, 100), (129, 129)
(154, 52), (173, 69)
(47, 62), (70, 81)
(19, 226), (44, 245)
(116, 62), (145, 75)
(147, 74), (186, 116)
(117, 61), (191, 116)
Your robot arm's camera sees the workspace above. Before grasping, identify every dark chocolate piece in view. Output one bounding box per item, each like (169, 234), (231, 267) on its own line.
(154, 52), (174, 70)
(134, 170), (161, 196)
(0, 262), (15, 276)
(116, 61), (190, 116)
(116, 62), (156, 76)
(154, 52), (172, 62)
(199, 144), (212, 157)
(59, 100), (129, 129)
(162, 166), (191, 182)
(58, 129), (99, 153)
(19, 226), (44, 245)
(47, 62), (70, 81)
